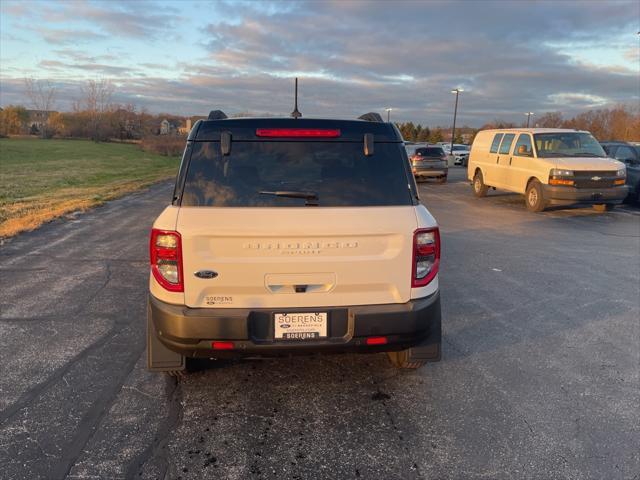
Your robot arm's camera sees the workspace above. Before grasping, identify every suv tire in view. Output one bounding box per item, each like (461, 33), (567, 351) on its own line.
(473, 170), (488, 197)
(525, 180), (546, 212)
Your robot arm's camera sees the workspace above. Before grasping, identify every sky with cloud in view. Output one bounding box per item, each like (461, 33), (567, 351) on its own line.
(1, 0), (638, 126)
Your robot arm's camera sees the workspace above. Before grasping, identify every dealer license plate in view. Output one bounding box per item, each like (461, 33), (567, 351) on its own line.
(274, 312), (327, 340)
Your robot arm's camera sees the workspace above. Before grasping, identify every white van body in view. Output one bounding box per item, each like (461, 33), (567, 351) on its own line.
(467, 128), (628, 211)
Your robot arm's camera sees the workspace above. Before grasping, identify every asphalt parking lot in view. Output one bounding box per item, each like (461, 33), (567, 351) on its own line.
(1, 167), (638, 480)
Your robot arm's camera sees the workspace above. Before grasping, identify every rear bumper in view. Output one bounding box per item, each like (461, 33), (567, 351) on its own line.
(148, 292), (441, 359)
(414, 167), (448, 177)
(543, 185), (628, 205)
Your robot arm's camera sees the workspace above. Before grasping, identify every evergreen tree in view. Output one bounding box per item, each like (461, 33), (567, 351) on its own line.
(416, 126), (431, 143)
(429, 128), (443, 143)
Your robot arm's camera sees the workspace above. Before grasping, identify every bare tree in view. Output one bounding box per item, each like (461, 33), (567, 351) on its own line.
(24, 78), (56, 138)
(82, 79), (114, 141)
(536, 112), (564, 128)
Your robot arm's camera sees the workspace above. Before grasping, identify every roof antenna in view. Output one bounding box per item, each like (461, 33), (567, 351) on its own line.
(290, 77), (302, 118)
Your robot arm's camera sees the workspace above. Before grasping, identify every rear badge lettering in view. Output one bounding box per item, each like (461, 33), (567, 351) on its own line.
(205, 295), (232, 305)
(243, 241), (358, 255)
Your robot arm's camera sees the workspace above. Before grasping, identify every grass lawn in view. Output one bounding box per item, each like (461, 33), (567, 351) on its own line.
(0, 138), (180, 238)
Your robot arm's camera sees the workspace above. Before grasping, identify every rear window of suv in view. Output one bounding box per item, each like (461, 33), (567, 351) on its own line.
(181, 141), (413, 207)
(415, 147), (445, 157)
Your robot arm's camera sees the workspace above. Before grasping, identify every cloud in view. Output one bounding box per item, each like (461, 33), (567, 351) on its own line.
(1, 0), (638, 125)
(36, 27), (109, 45)
(38, 59), (137, 77)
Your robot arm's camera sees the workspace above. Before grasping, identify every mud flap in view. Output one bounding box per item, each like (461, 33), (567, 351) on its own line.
(147, 302), (185, 372)
(408, 297), (442, 363)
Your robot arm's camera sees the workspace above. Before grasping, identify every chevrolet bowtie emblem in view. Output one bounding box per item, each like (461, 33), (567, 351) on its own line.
(591, 176), (602, 181)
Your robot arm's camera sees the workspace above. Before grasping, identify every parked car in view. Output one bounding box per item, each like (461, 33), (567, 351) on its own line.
(405, 145), (448, 183)
(601, 141), (640, 203)
(467, 128), (628, 212)
(450, 144), (470, 166)
(147, 111), (442, 375)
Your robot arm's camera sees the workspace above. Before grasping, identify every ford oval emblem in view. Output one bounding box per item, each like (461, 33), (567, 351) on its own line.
(194, 270), (218, 279)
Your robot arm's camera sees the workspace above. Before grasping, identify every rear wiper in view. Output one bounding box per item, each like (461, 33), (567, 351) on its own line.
(259, 190), (319, 206)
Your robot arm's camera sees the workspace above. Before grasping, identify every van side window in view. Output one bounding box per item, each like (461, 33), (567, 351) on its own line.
(489, 134), (503, 153)
(498, 134), (516, 155)
(513, 134), (533, 157)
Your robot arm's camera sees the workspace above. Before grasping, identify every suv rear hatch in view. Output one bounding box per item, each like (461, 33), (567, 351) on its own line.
(175, 119), (418, 309)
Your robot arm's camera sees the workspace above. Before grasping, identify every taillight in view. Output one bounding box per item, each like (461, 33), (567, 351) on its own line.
(150, 229), (183, 292)
(412, 228), (440, 288)
(256, 128), (341, 138)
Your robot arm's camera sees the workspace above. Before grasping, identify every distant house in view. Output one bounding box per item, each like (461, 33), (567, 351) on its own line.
(177, 116), (207, 135)
(26, 110), (57, 132)
(177, 118), (192, 136)
(159, 118), (180, 135)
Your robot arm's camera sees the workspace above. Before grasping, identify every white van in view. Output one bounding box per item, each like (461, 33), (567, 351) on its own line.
(467, 128), (628, 212)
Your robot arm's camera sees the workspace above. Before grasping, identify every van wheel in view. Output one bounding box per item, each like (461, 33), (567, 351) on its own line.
(473, 170), (488, 197)
(593, 204), (614, 212)
(525, 180), (546, 212)
(387, 350), (426, 369)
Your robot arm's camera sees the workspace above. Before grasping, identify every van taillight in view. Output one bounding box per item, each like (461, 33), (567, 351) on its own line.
(150, 229), (183, 292)
(412, 228), (440, 288)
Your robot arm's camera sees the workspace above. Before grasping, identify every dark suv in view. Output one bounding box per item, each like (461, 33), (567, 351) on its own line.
(406, 145), (448, 183)
(601, 142), (640, 202)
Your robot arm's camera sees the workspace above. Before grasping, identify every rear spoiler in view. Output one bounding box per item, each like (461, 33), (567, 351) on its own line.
(208, 110), (228, 120)
(358, 112), (383, 123)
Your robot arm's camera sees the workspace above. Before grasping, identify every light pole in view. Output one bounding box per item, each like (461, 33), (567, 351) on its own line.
(385, 107), (393, 123)
(450, 88), (463, 154)
(525, 112), (534, 128)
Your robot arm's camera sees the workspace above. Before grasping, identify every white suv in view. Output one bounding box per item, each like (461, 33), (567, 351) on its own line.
(449, 144), (470, 165)
(147, 112), (442, 374)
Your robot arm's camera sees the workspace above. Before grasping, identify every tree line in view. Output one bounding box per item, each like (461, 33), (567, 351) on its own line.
(2, 79), (638, 143)
(395, 123), (466, 144)
(0, 79), (188, 142)
(397, 105), (639, 144)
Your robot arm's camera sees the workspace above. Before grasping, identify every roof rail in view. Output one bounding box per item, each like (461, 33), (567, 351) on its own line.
(208, 110), (228, 120)
(357, 112), (383, 123)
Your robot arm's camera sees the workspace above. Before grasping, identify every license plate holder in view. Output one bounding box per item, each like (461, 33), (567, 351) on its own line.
(274, 312), (328, 340)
